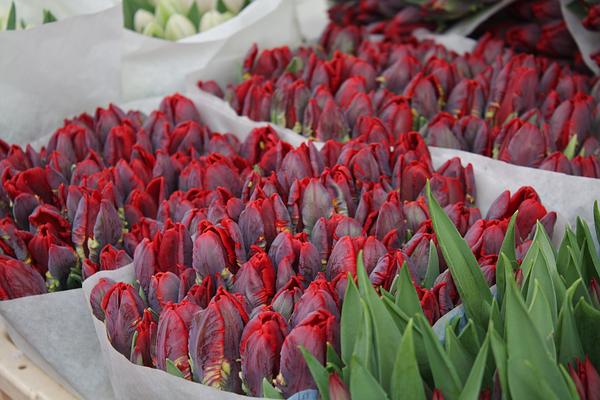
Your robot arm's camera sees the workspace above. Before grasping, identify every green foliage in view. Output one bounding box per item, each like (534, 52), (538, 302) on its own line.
(302, 201), (600, 399)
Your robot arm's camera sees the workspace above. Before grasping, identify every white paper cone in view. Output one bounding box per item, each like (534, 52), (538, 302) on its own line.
(0, 1), (122, 147)
(120, 0), (303, 101)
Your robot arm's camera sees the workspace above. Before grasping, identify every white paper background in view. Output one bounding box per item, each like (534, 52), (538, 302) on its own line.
(0, 0), (121, 147)
(0, 289), (114, 399)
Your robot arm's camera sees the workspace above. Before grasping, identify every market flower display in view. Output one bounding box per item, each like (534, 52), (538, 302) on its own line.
(125, 0), (251, 41)
(72, 94), (565, 398)
(0, 1), (599, 398)
(200, 27), (600, 178)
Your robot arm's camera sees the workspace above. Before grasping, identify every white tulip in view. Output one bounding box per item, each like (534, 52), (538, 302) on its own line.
(195, 0), (216, 14)
(155, 0), (177, 27)
(134, 9), (156, 33)
(199, 10), (232, 32)
(164, 13), (196, 40)
(222, 0), (245, 14)
(173, 0), (194, 15)
(142, 20), (165, 38)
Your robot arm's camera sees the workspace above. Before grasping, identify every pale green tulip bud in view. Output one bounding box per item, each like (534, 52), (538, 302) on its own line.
(222, 0), (245, 14)
(143, 20), (165, 38)
(195, 0), (216, 14)
(134, 9), (156, 33)
(155, 0), (177, 27)
(165, 13), (196, 40)
(199, 10), (232, 32)
(173, 0), (194, 15)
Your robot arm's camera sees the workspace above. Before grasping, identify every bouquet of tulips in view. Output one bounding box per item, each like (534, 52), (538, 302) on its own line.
(199, 30), (600, 178)
(125, 0), (252, 41)
(474, 0), (581, 62)
(302, 189), (600, 399)
(71, 93), (565, 398)
(328, 0), (503, 37)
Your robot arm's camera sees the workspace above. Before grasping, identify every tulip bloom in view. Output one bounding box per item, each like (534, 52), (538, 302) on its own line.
(188, 288), (249, 392)
(240, 310), (289, 396)
(101, 282), (145, 358)
(232, 251), (276, 309)
(278, 310), (339, 398)
(156, 301), (200, 379)
(131, 309), (157, 368)
(0, 256), (47, 300)
(291, 275), (340, 327)
(89, 278), (115, 321)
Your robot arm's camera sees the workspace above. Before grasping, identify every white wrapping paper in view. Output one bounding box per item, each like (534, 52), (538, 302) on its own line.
(560, 0), (600, 75)
(446, 0), (517, 36)
(293, 0), (329, 43)
(120, 0), (304, 101)
(0, 289), (114, 399)
(0, 0), (121, 147)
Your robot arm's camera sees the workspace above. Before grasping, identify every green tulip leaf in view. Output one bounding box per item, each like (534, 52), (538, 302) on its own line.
(445, 324), (473, 384)
(357, 251), (402, 392)
(390, 320), (426, 400)
(6, 2), (16, 30)
(426, 181), (492, 333)
(415, 314), (462, 400)
(42, 9), (57, 24)
(556, 281), (585, 365)
(422, 239), (439, 289)
(300, 346), (330, 400)
(261, 378), (283, 399)
(504, 274), (572, 399)
(341, 274), (362, 366)
(574, 298), (600, 370)
(395, 262), (423, 318)
(458, 334), (490, 400)
(326, 342), (343, 371)
(527, 281), (556, 355)
(165, 359), (185, 379)
(349, 357), (390, 400)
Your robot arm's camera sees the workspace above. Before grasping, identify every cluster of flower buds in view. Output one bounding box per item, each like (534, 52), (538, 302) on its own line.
(328, 0), (501, 40)
(0, 93), (208, 299)
(475, 0), (584, 66)
(129, 0), (249, 41)
(578, 0), (600, 32)
(200, 27), (600, 178)
(78, 95), (557, 397)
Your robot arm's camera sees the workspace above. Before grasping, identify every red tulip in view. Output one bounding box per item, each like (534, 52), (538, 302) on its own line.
(188, 288), (249, 392)
(240, 310), (289, 396)
(569, 357), (600, 400)
(101, 282), (145, 358)
(0, 255), (47, 300)
(291, 274), (340, 327)
(232, 251), (276, 309)
(89, 278), (115, 322)
(278, 310), (339, 398)
(156, 301), (200, 379)
(131, 309), (157, 368)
